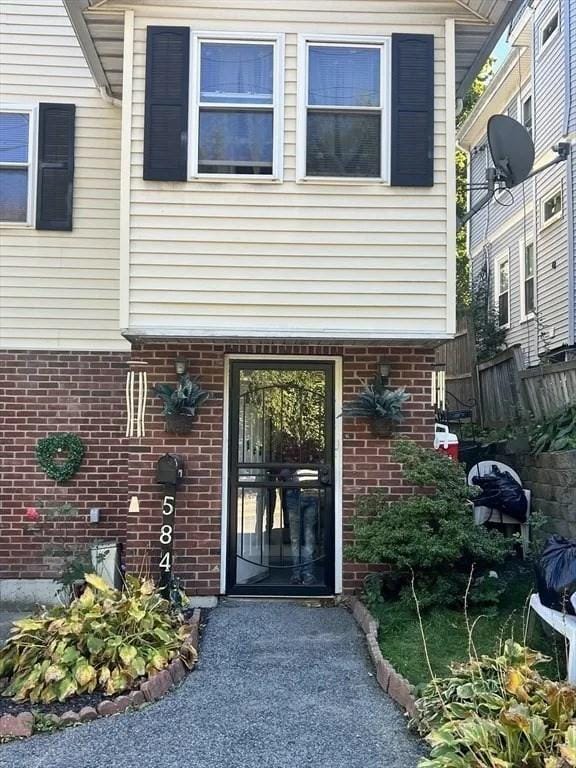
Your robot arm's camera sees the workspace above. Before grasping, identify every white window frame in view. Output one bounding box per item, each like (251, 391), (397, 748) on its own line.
(296, 34), (391, 184)
(519, 237), (536, 321)
(495, 250), (510, 329)
(0, 104), (37, 227)
(540, 187), (563, 230)
(188, 31), (284, 182)
(538, 5), (560, 57)
(517, 91), (533, 137)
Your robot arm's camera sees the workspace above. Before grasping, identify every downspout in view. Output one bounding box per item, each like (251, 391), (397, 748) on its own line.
(531, 4), (539, 360)
(564, 0), (575, 347)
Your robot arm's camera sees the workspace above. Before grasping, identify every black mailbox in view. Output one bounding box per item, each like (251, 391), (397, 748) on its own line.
(156, 454), (184, 486)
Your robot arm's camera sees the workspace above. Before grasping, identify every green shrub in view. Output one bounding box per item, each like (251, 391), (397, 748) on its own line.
(531, 404), (576, 455)
(0, 574), (192, 704)
(347, 440), (511, 608)
(415, 639), (576, 767)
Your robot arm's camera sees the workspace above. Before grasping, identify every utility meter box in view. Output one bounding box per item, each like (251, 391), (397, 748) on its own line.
(156, 454), (185, 486)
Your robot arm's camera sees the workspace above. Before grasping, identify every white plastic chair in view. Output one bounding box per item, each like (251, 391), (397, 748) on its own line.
(467, 460), (531, 555)
(529, 593), (576, 683)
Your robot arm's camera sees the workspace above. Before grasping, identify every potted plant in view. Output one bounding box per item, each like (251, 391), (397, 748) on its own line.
(152, 373), (210, 434)
(343, 382), (410, 437)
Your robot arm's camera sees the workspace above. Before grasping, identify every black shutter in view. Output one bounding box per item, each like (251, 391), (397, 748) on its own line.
(144, 26), (190, 181)
(390, 34), (434, 187)
(36, 103), (75, 230)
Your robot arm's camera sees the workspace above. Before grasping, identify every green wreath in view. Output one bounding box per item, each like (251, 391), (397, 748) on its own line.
(36, 433), (86, 483)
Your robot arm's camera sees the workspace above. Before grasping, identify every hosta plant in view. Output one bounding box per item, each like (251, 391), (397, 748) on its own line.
(0, 574), (193, 704)
(415, 639), (576, 767)
(531, 404), (576, 455)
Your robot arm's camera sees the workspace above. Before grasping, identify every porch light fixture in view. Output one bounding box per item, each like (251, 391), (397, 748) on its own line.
(174, 359), (188, 375)
(378, 363), (391, 385)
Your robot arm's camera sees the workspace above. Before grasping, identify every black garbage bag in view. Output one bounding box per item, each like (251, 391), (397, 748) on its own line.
(471, 465), (528, 522)
(536, 535), (576, 614)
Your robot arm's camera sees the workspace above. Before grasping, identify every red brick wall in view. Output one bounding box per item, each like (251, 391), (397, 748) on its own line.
(128, 342), (435, 596)
(0, 343), (435, 595)
(0, 350), (129, 580)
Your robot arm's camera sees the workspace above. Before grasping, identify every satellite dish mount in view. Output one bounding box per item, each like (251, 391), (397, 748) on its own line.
(458, 115), (570, 230)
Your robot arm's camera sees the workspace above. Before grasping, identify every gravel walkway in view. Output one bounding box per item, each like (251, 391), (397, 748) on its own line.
(0, 600), (422, 768)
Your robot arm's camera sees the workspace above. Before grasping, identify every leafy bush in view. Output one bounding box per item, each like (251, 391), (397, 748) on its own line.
(0, 574), (191, 704)
(415, 639), (576, 767)
(152, 373), (209, 417)
(348, 440), (510, 608)
(531, 404), (576, 455)
(343, 382), (410, 423)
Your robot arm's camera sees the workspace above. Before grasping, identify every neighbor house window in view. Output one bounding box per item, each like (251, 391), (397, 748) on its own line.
(540, 9), (559, 53)
(0, 109), (34, 223)
(541, 189), (562, 228)
(191, 36), (282, 177)
(521, 241), (536, 319)
(301, 39), (389, 180)
(521, 94), (532, 136)
(495, 253), (510, 328)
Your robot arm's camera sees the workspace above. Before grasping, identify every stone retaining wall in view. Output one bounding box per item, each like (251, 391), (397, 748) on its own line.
(495, 450), (576, 538)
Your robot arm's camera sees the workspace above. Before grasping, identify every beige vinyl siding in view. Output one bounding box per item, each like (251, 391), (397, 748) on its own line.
(0, 0), (127, 351)
(125, 1), (454, 339)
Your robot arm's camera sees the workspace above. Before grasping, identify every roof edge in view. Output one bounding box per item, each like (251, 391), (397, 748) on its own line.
(456, 0), (524, 99)
(63, 0), (119, 103)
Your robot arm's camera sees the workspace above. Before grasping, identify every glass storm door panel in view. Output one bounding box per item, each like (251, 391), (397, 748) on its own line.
(227, 362), (335, 595)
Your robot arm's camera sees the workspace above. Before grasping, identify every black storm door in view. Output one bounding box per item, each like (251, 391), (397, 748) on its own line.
(227, 361), (335, 596)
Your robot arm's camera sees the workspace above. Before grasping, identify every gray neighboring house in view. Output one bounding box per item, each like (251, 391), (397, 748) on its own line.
(458, 0), (576, 368)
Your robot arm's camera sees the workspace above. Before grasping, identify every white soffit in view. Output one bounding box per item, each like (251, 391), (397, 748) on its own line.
(65, 0), (524, 101)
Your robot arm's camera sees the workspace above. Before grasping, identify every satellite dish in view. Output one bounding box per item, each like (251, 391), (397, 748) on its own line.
(487, 115), (535, 188)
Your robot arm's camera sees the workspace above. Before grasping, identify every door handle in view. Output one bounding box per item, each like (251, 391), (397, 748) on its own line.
(319, 466), (332, 486)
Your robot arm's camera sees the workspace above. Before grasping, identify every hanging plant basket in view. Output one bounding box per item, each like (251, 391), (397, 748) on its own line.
(370, 418), (395, 438)
(165, 413), (196, 435)
(36, 433), (86, 484)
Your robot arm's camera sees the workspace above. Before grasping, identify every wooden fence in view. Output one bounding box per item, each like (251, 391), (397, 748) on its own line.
(434, 316), (478, 418)
(476, 346), (526, 426)
(435, 322), (576, 426)
(519, 360), (576, 421)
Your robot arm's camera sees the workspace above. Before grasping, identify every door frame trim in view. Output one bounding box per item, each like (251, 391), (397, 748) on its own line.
(220, 354), (343, 595)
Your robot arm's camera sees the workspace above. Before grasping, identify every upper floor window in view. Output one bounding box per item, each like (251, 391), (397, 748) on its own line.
(299, 38), (389, 180)
(521, 94), (532, 136)
(495, 253), (510, 328)
(0, 109), (34, 223)
(521, 241), (535, 319)
(541, 189), (562, 228)
(539, 8), (559, 54)
(190, 36), (282, 177)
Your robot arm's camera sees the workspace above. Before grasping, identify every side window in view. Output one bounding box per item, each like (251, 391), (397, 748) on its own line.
(495, 254), (510, 328)
(522, 241), (535, 318)
(0, 110), (33, 224)
(539, 8), (559, 54)
(192, 38), (280, 177)
(541, 189), (562, 228)
(303, 42), (387, 179)
(521, 95), (532, 137)
(0, 104), (75, 230)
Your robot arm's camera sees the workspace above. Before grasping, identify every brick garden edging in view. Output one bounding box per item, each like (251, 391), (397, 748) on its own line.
(0, 608), (201, 742)
(349, 597), (417, 718)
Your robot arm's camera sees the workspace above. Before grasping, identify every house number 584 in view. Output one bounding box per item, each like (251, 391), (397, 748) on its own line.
(159, 494), (175, 577)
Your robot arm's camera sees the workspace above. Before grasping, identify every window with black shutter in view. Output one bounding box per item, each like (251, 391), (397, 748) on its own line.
(36, 103), (75, 231)
(390, 33), (434, 187)
(144, 26), (190, 181)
